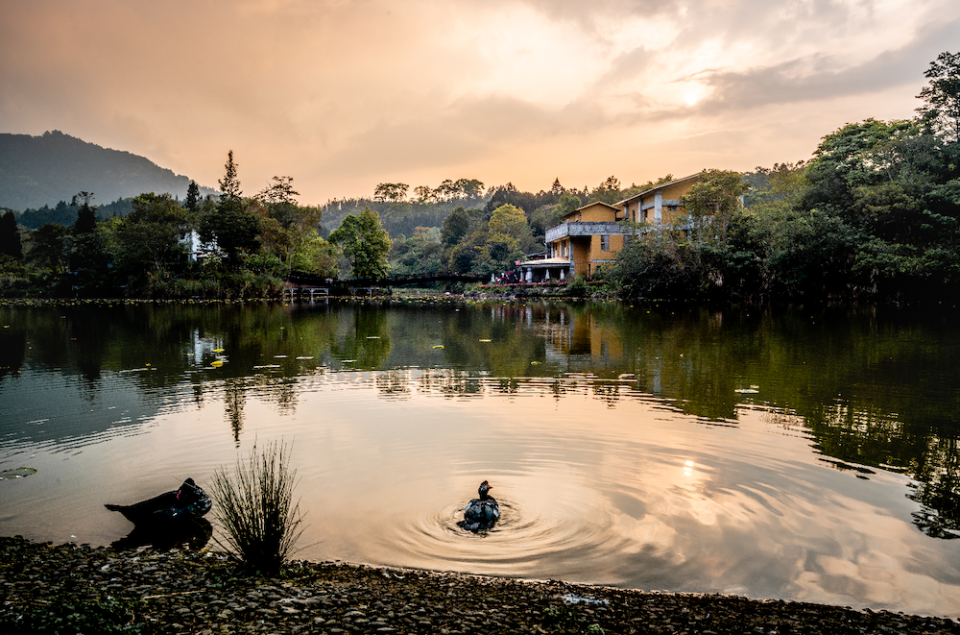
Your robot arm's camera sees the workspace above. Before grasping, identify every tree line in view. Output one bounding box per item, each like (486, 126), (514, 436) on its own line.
(2, 51), (957, 302)
(0, 147), (669, 297)
(606, 51), (960, 303)
(0, 151), (345, 298)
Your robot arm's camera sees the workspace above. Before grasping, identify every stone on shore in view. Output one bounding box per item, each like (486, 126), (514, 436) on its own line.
(1, 536), (955, 634)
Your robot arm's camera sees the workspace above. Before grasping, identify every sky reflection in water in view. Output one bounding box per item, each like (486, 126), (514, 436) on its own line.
(0, 300), (958, 616)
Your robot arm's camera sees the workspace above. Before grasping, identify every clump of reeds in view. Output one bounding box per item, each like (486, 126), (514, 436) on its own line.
(210, 440), (304, 574)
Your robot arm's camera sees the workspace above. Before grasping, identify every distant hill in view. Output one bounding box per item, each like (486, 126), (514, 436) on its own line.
(0, 130), (217, 212)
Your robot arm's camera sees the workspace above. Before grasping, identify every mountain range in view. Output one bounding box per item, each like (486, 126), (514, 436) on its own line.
(0, 130), (217, 211)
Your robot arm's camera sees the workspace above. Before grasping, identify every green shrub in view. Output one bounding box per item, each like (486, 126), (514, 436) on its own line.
(249, 273), (285, 298)
(542, 605), (605, 634)
(211, 440), (304, 575)
(244, 253), (286, 278)
(0, 596), (146, 634)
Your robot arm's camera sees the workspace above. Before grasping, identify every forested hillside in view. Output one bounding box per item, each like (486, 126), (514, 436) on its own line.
(0, 130), (216, 211)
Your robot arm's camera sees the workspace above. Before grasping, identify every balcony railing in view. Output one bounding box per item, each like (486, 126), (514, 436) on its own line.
(545, 222), (637, 242)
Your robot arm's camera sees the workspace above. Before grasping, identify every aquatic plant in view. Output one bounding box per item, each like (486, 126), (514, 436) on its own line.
(210, 439), (304, 574)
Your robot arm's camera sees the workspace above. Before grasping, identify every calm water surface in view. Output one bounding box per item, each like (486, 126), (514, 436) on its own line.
(1, 300), (959, 615)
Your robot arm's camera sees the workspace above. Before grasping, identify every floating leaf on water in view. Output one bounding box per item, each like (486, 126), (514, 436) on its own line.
(0, 467), (38, 480)
(213, 348), (225, 353)
(479, 339), (492, 342)
(432, 345), (444, 349)
(531, 361), (541, 365)
(211, 360), (224, 368)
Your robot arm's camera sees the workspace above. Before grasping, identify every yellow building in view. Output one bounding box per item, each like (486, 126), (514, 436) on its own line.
(616, 172), (702, 227)
(521, 173), (704, 281)
(537, 201), (626, 280)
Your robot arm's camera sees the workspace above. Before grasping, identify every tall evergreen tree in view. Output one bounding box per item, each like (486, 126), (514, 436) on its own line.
(67, 191), (110, 277)
(73, 191), (97, 235)
(0, 211), (24, 261)
(200, 151), (260, 264)
(219, 151), (242, 201)
(185, 180), (201, 212)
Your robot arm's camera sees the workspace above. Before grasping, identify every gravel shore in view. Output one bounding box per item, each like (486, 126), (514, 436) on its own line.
(1, 536), (957, 634)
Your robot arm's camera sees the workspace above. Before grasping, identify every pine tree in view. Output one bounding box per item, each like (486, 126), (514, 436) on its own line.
(185, 180), (201, 212)
(0, 211), (24, 261)
(73, 192), (97, 235)
(219, 151), (242, 201)
(200, 151), (260, 264)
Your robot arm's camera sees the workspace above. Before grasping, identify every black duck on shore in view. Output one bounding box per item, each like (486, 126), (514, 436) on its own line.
(105, 478), (211, 525)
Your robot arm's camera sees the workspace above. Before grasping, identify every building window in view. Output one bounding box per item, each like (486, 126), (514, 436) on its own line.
(600, 235), (609, 251)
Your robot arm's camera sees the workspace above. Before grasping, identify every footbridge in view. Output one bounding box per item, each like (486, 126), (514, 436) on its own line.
(284, 271), (486, 298)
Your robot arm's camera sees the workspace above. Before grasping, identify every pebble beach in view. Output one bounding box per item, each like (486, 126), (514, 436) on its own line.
(2, 536), (957, 634)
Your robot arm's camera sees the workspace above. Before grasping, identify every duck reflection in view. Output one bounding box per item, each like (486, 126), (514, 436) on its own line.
(111, 517), (213, 551)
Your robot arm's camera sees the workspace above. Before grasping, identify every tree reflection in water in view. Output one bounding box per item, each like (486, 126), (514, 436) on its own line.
(1, 300), (959, 539)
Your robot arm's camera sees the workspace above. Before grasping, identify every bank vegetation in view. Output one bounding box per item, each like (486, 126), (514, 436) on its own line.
(1, 52), (958, 305)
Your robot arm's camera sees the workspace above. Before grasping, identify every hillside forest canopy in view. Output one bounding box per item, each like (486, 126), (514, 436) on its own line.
(1, 51), (958, 303)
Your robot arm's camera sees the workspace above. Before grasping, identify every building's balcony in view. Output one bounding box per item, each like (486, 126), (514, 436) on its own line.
(545, 222), (636, 243)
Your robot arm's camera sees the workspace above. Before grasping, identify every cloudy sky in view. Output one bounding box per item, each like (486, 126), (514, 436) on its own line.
(2, 0), (958, 204)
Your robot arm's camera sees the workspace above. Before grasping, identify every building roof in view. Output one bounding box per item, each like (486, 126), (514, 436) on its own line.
(518, 256), (571, 268)
(614, 172), (702, 207)
(562, 200), (620, 220)
(575, 201), (620, 213)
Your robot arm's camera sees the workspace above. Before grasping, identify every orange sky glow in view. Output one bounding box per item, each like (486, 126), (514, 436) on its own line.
(2, 0), (959, 204)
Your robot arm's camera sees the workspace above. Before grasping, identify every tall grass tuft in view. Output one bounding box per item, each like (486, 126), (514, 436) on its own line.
(211, 440), (304, 575)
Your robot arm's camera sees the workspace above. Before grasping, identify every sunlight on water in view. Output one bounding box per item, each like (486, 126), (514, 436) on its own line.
(1, 301), (959, 615)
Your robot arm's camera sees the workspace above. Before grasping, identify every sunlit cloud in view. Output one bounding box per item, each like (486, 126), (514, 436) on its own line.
(1, 0), (957, 204)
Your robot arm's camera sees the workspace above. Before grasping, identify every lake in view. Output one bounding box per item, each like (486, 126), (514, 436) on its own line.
(1, 298), (959, 616)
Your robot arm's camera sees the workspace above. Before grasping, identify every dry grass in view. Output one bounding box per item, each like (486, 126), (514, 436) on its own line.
(210, 440), (304, 574)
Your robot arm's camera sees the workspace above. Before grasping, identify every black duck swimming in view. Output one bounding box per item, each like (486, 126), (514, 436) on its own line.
(459, 480), (500, 532)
